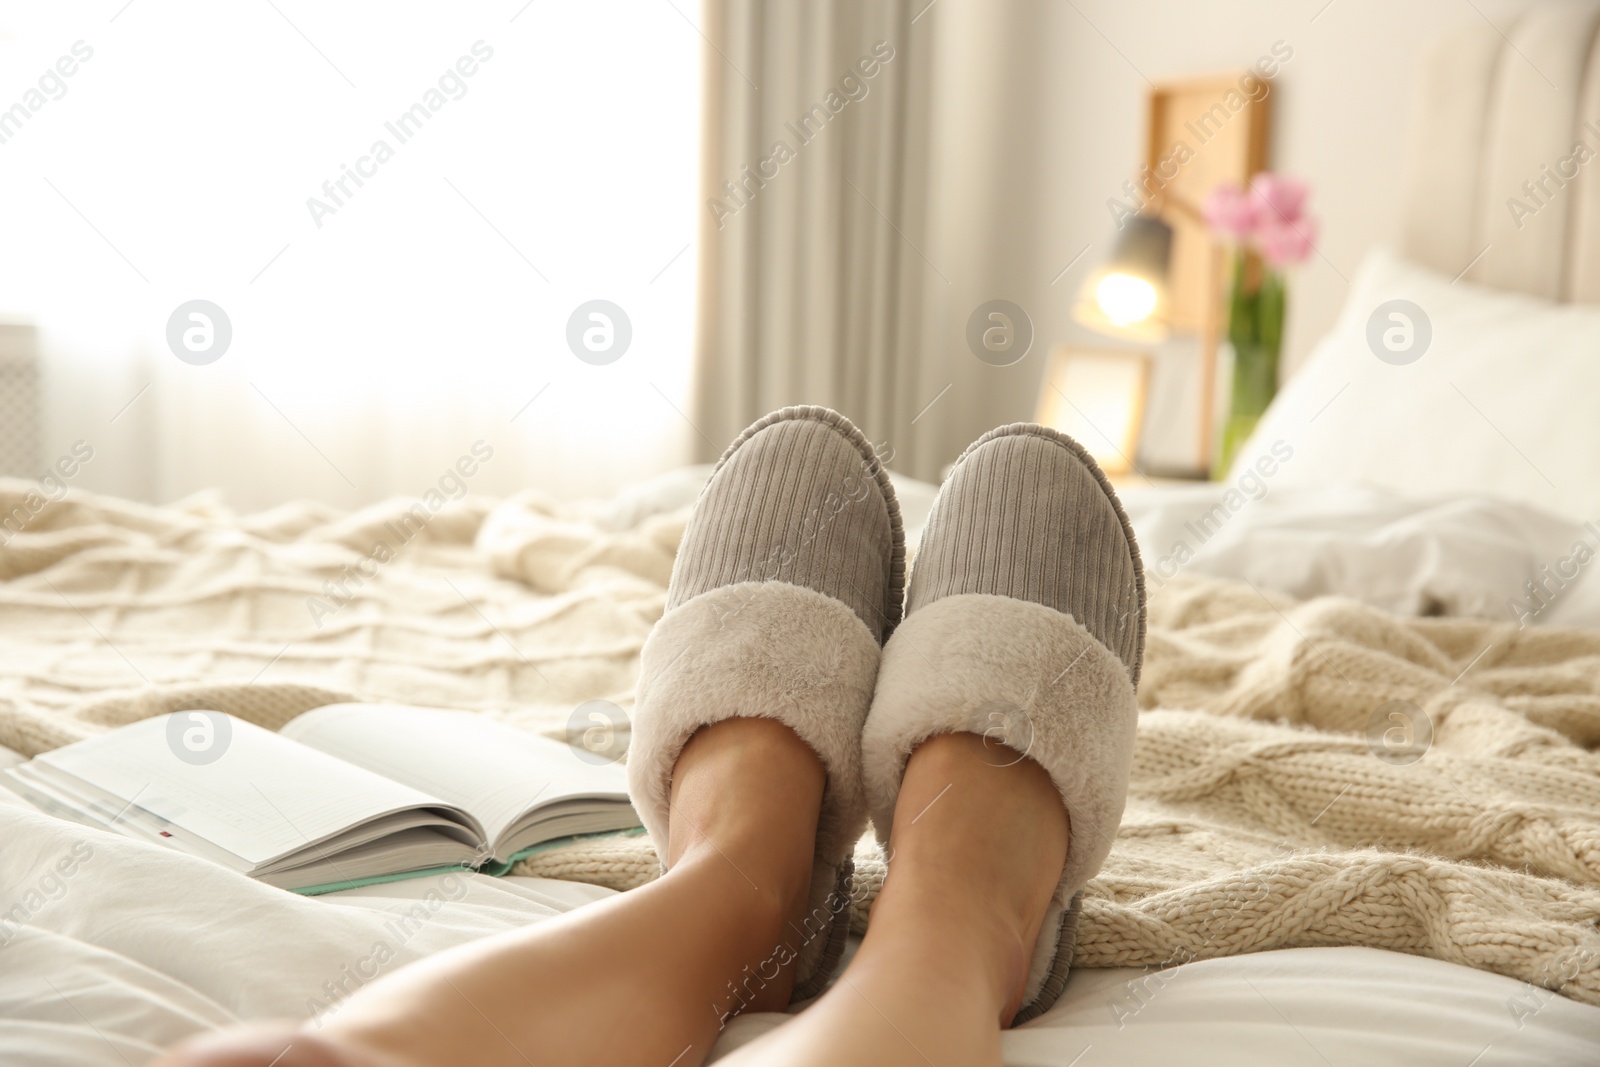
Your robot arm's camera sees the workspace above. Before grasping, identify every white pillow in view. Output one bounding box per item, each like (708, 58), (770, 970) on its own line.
(1230, 247), (1600, 523)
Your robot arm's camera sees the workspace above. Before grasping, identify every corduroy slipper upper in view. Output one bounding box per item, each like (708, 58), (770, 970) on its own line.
(628, 405), (904, 1002)
(860, 422), (1145, 1025)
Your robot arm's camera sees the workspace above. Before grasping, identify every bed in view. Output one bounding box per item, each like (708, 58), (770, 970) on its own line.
(5, 6), (1600, 1065)
(4, 461), (1599, 1066)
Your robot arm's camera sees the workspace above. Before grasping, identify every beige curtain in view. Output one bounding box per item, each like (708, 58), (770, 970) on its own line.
(691, 0), (935, 472)
(691, 0), (1069, 481)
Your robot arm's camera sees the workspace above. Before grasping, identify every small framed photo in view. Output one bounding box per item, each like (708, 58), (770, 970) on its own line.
(1034, 347), (1151, 474)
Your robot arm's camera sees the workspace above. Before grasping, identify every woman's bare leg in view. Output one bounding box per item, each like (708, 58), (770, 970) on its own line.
(719, 731), (1069, 1067)
(155, 716), (825, 1067)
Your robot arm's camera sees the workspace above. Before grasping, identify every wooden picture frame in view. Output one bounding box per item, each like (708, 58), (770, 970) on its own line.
(1143, 72), (1270, 469)
(1035, 347), (1151, 474)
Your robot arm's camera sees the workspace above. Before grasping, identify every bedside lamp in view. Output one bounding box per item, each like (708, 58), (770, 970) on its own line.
(1047, 212), (1171, 475)
(1072, 214), (1174, 342)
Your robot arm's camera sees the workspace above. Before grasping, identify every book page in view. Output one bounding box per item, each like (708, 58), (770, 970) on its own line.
(34, 713), (472, 867)
(282, 704), (631, 848)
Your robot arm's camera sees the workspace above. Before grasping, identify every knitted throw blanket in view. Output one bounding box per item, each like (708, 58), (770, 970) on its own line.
(2, 480), (1597, 1005)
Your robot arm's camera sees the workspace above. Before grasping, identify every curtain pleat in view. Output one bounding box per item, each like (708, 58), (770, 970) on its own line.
(692, 0), (935, 470)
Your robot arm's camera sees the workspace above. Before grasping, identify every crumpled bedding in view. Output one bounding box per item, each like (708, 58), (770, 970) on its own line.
(2, 471), (1599, 1064)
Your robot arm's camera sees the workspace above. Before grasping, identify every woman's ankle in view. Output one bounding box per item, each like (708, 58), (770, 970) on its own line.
(663, 716), (828, 1012)
(868, 731), (1069, 1020)
(887, 733), (1068, 906)
(667, 717), (823, 889)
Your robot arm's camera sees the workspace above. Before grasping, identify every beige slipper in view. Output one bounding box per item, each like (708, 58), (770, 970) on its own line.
(861, 422), (1145, 1024)
(629, 405), (903, 1001)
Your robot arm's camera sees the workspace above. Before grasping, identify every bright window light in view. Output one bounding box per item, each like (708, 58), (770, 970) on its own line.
(0, 2), (701, 506)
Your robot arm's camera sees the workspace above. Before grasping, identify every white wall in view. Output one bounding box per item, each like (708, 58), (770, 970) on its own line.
(916, 0), (1539, 473)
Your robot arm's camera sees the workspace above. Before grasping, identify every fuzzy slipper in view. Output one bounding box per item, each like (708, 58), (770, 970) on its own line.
(860, 422), (1145, 1025)
(628, 405), (904, 1001)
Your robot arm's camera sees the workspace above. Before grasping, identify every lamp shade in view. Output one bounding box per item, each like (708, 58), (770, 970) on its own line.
(1073, 214), (1174, 342)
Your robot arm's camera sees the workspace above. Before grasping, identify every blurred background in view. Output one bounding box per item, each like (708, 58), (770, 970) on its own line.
(0, 0), (1533, 509)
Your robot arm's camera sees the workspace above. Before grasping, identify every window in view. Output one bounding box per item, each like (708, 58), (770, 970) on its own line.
(0, 1), (701, 505)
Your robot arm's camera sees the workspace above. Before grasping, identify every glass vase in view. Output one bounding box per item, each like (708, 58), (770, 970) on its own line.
(1213, 252), (1283, 479)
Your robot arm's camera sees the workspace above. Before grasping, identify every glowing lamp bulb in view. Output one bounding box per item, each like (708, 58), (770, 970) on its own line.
(1094, 273), (1158, 327)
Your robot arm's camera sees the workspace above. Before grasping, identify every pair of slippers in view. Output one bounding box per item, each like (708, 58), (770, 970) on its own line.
(628, 406), (1145, 1025)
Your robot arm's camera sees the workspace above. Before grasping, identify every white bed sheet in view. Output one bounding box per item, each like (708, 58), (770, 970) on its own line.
(723, 947), (1600, 1065)
(3, 785), (1596, 1066)
(1115, 481), (1600, 627)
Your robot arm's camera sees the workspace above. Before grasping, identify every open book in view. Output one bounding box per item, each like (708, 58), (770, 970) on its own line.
(1, 704), (640, 894)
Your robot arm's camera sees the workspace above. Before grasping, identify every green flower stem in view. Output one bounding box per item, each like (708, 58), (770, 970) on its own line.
(1214, 249), (1284, 479)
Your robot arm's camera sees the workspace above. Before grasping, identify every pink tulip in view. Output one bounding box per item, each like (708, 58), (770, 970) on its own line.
(1255, 214), (1317, 267)
(1249, 173), (1309, 226)
(1202, 183), (1261, 238)
(1203, 172), (1316, 267)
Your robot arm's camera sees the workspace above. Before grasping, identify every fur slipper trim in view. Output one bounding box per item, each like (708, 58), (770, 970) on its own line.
(630, 580), (880, 997)
(861, 592), (1138, 1015)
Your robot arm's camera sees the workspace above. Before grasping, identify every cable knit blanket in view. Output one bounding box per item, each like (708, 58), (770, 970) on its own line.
(2, 478), (1597, 1006)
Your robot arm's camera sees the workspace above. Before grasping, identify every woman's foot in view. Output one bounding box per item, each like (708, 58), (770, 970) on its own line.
(661, 715), (826, 1015)
(627, 404), (904, 1000)
(716, 730), (1069, 1067)
(867, 732), (1070, 1024)
(862, 421), (1145, 1023)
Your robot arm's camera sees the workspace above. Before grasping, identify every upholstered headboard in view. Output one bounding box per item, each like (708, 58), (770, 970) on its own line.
(1400, 2), (1600, 301)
